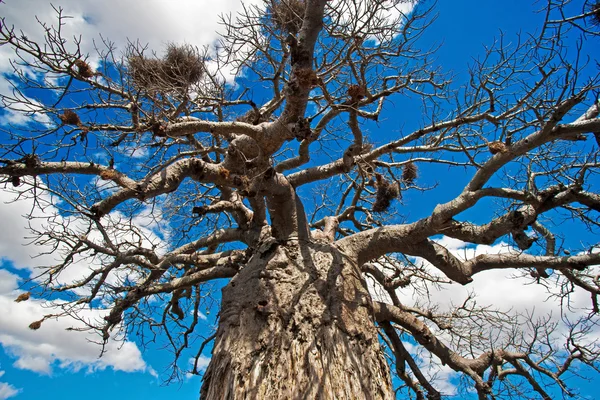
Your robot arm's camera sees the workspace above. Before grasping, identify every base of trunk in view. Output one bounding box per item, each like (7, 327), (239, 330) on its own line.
(201, 240), (393, 399)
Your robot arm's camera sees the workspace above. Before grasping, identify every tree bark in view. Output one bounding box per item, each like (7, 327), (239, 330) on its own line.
(200, 240), (393, 399)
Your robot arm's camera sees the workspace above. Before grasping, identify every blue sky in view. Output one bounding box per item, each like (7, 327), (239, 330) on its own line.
(0, 0), (599, 399)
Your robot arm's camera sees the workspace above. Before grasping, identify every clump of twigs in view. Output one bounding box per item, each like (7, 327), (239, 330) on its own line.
(151, 121), (168, 136)
(348, 84), (367, 101)
(73, 59), (99, 78)
(402, 161), (418, 185)
(295, 67), (320, 88)
(58, 110), (81, 126)
(587, 0), (600, 27)
(372, 173), (400, 212)
(488, 141), (508, 154)
(270, 0), (306, 34)
(128, 44), (205, 91)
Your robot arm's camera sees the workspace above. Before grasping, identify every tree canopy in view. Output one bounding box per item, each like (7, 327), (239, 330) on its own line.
(1, 0), (600, 399)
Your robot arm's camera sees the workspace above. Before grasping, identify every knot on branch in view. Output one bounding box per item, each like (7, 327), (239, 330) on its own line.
(22, 154), (40, 168)
(292, 117), (312, 141)
(233, 174), (251, 193)
(151, 121), (168, 137)
(89, 204), (104, 220)
(511, 229), (535, 250)
(263, 166), (276, 180)
(218, 167), (231, 180)
(508, 210), (526, 227)
(192, 206), (206, 217)
(99, 169), (118, 181)
(191, 158), (205, 180)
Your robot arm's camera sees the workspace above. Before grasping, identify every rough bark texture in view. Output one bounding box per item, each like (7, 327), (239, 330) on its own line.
(201, 240), (393, 399)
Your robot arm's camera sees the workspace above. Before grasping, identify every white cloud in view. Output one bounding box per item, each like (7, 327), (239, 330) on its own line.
(402, 238), (592, 316)
(0, 383), (20, 400)
(0, 187), (165, 379)
(0, 370), (21, 400)
(366, 237), (600, 395)
(0, 0), (263, 125)
(195, 355), (211, 372)
(196, 311), (208, 321)
(0, 268), (149, 376)
(1, 0), (260, 54)
(0, 271), (19, 296)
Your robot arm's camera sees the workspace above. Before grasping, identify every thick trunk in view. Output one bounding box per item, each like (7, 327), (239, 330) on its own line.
(200, 240), (393, 399)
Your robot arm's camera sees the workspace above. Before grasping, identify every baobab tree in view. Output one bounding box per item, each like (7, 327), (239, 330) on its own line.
(1, 0), (600, 398)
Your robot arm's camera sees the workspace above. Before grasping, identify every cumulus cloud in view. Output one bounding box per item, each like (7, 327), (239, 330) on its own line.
(1, 0), (260, 55)
(0, 0), (263, 124)
(0, 185), (166, 378)
(0, 371), (20, 400)
(366, 237), (600, 395)
(402, 237), (593, 316)
(0, 268), (151, 376)
(194, 355), (211, 373)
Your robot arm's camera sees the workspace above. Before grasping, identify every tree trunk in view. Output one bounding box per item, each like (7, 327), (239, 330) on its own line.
(200, 239), (393, 399)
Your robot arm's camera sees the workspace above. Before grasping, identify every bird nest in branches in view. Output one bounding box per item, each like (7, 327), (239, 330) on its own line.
(270, 0), (306, 34)
(372, 174), (400, 213)
(74, 59), (99, 78)
(488, 141), (508, 155)
(588, 0), (600, 27)
(347, 84), (367, 101)
(295, 67), (320, 88)
(402, 161), (418, 185)
(58, 110), (81, 126)
(128, 44), (205, 91)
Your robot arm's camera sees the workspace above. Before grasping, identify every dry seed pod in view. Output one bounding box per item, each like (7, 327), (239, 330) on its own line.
(29, 320), (43, 330)
(14, 292), (30, 302)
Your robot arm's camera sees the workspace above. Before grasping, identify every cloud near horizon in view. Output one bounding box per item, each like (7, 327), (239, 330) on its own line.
(0, 267), (153, 377)
(0, 187), (160, 386)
